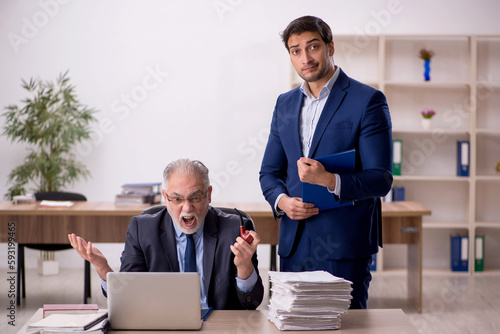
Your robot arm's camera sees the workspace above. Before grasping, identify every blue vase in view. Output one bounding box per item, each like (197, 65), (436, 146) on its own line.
(424, 60), (431, 81)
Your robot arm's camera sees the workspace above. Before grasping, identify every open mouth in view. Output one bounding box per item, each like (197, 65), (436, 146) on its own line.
(181, 214), (197, 229)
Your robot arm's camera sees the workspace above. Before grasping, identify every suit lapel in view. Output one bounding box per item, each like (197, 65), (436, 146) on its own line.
(308, 69), (350, 158)
(202, 208), (217, 296)
(283, 88), (304, 157)
(159, 211), (180, 272)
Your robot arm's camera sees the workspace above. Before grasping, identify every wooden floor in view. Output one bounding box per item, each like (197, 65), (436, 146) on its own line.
(1, 268), (499, 334)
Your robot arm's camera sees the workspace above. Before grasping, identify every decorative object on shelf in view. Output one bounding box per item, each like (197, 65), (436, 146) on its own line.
(419, 48), (435, 81)
(496, 161), (500, 174)
(420, 109), (435, 130)
(2, 71), (98, 199)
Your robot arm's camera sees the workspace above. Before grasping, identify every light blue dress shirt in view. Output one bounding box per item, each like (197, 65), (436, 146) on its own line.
(100, 220), (258, 309)
(274, 66), (342, 214)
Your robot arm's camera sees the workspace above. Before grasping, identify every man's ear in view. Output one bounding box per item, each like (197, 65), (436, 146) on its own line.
(162, 189), (168, 204)
(207, 186), (213, 203)
(329, 41), (335, 57)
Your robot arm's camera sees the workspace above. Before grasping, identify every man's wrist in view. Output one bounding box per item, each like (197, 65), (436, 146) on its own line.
(237, 262), (254, 280)
(322, 172), (336, 189)
(275, 193), (287, 215)
(327, 174), (341, 196)
(96, 264), (113, 281)
(236, 268), (257, 293)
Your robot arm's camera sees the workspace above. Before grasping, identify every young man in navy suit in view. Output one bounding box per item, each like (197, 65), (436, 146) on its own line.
(259, 16), (393, 309)
(70, 159), (264, 310)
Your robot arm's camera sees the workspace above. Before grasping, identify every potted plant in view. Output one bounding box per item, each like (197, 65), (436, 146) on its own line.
(419, 48), (435, 81)
(420, 109), (436, 130)
(2, 71), (98, 199)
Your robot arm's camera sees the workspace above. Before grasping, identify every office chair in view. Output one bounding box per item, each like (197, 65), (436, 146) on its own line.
(141, 205), (269, 292)
(17, 191), (90, 305)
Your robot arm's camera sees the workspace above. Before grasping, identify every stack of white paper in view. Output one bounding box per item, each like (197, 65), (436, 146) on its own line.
(268, 271), (352, 330)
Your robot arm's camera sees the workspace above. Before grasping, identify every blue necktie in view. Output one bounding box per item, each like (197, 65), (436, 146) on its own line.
(184, 234), (196, 272)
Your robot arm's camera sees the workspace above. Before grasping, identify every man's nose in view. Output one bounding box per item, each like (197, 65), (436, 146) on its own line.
(182, 200), (193, 212)
(302, 51), (313, 64)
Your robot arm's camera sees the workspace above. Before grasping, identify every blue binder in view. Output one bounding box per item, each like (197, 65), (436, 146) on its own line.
(456, 141), (469, 177)
(451, 235), (468, 272)
(301, 149), (355, 211)
(393, 187), (405, 201)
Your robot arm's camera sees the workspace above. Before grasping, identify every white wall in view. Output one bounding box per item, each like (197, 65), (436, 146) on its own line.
(1, 0), (500, 269)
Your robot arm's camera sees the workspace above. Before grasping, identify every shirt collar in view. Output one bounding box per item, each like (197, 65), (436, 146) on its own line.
(300, 65), (339, 99)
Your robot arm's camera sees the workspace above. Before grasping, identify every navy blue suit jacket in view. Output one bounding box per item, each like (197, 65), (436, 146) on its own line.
(260, 69), (393, 260)
(119, 206), (264, 310)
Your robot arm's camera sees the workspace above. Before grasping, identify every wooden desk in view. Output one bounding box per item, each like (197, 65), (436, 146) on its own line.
(380, 201), (431, 313)
(17, 308), (419, 334)
(0, 201), (429, 312)
(0, 201), (278, 244)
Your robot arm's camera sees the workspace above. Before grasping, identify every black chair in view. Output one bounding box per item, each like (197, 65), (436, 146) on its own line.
(17, 191), (90, 305)
(141, 204), (166, 215)
(141, 205), (272, 293)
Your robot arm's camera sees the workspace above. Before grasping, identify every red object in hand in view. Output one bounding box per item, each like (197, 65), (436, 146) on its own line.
(235, 208), (254, 244)
(240, 225), (254, 244)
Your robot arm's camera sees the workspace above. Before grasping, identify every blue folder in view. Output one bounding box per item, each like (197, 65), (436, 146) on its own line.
(301, 149), (355, 211)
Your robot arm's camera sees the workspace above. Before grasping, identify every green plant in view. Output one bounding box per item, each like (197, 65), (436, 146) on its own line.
(419, 48), (435, 61)
(2, 71), (97, 199)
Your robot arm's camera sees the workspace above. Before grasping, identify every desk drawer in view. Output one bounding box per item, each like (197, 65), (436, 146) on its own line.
(382, 216), (421, 244)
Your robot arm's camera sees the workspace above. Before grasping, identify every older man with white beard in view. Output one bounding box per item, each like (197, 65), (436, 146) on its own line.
(68, 158), (264, 310)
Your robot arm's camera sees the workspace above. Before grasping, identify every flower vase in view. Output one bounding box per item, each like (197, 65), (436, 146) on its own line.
(421, 118), (433, 130)
(424, 59), (431, 81)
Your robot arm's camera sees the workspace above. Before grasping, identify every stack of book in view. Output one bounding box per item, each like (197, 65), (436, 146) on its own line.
(115, 182), (162, 205)
(268, 270), (352, 331)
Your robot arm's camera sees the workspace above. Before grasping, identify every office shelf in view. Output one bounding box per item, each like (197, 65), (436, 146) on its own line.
(291, 34), (500, 274)
(423, 221), (469, 229)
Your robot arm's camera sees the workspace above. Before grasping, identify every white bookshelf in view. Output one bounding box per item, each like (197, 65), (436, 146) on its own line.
(291, 34), (500, 274)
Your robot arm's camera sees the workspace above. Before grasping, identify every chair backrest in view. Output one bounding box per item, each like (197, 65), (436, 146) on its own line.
(217, 207), (256, 231)
(35, 191), (87, 201)
(141, 205), (166, 215)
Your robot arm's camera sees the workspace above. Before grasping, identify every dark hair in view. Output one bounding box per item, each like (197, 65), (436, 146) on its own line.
(281, 16), (333, 51)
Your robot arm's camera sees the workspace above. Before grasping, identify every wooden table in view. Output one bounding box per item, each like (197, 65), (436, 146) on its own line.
(379, 201), (431, 313)
(17, 308), (419, 334)
(0, 200), (429, 312)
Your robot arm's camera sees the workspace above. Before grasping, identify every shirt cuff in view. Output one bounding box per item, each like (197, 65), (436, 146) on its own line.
(100, 277), (108, 294)
(235, 268), (258, 293)
(327, 174), (341, 196)
(274, 193), (286, 217)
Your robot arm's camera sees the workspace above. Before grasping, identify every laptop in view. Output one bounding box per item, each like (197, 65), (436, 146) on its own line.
(107, 272), (202, 330)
